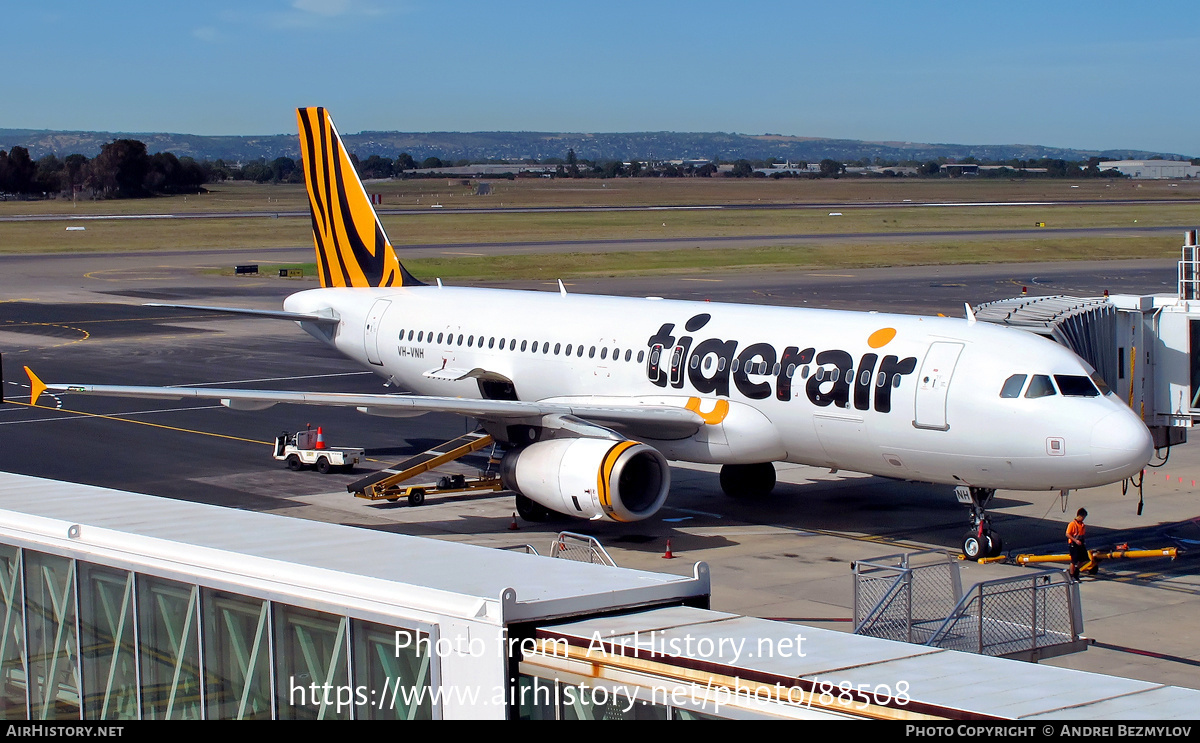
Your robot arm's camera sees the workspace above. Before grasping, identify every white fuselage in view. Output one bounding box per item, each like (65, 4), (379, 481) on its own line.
(285, 285), (1153, 492)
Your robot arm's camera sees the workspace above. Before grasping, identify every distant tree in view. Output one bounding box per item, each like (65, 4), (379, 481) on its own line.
(0, 146), (38, 193)
(269, 156), (297, 183)
(395, 153), (417, 171)
(63, 154), (89, 191)
(730, 160), (753, 177)
(1046, 159), (1068, 177)
(90, 139), (151, 197)
(599, 161), (624, 178)
(35, 154), (64, 193)
(566, 148), (579, 177)
(695, 162), (717, 177)
(420, 156), (444, 169)
(241, 159), (272, 183)
(818, 159), (843, 177)
(918, 160), (940, 176)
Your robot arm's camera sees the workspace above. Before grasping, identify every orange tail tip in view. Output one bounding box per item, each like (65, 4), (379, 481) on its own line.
(295, 107), (423, 289)
(24, 367), (46, 407)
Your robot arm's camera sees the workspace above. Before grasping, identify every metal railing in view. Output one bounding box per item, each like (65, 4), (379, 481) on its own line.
(855, 550), (1084, 661)
(500, 532), (617, 567)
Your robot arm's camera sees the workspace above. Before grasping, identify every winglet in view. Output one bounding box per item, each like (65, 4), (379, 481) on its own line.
(24, 366), (46, 407)
(558, 279), (568, 297)
(964, 302), (977, 325)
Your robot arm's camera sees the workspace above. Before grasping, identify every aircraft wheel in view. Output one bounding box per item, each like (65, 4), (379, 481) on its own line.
(719, 462), (776, 498)
(963, 531), (986, 560)
(286, 454), (302, 472)
(985, 532), (1004, 558)
(316, 457), (331, 474)
(515, 494), (550, 522)
(408, 489), (426, 507)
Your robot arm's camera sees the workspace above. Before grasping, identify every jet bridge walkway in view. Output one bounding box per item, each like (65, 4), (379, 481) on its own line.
(348, 430), (500, 502)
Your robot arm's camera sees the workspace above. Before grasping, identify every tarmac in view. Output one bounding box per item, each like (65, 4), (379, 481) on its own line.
(1, 248), (1197, 694)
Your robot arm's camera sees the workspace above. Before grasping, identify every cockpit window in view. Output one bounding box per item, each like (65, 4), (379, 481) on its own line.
(1025, 374), (1056, 399)
(1090, 371), (1112, 396)
(1000, 374), (1027, 398)
(1055, 375), (1100, 397)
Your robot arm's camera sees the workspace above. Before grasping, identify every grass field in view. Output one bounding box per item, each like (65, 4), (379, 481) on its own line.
(230, 234), (1181, 282)
(2, 179), (1195, 278)
(1, 176), (1198, 218)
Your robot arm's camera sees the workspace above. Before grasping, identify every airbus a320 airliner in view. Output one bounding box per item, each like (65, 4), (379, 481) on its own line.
(28, 108), (1154, 558)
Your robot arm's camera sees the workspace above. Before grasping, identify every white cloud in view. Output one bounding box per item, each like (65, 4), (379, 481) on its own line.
(192, 26), (222, 43)
(292, 0), (353, 17)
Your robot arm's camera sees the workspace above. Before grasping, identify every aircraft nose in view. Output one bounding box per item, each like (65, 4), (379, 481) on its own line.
(1091, 409), (1153, 479)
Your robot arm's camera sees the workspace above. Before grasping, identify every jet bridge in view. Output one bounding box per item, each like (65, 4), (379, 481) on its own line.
(973, 229), (1200, 451)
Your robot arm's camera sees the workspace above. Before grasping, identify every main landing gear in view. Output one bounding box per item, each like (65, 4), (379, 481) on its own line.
(956, 486), (1003, 559)
(719, 462), (777, 498)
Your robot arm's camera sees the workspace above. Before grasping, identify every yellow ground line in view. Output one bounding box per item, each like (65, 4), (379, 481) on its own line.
(0, 322), (90, 353)
(7, 399), (272, 446)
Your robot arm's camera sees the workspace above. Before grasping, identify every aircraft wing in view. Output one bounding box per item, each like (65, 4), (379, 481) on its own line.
(26, 369), (704, 440)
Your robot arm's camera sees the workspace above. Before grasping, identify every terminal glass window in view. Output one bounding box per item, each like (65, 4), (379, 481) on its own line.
(25, 551), (79, 720)
(352, 621), (432, 720)
(79, 563), (137, 720)
(0, 546), (24, 720)
(274, 604), (350, 720)
(138, 575), (201, 720)
(203, 589), (272, 719)
(1191, 320), (1200, 409)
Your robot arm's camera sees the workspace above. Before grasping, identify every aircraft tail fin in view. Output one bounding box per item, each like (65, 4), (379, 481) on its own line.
(296, 107), (423, 288)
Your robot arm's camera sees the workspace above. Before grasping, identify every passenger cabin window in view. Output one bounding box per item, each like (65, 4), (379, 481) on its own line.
(554, 343), (561, 355)
(1055, 375), (1100, 397)
(637, 351), (645, 363)
(1025, 374), (1056, 398)
(999, 374), (1027, 398)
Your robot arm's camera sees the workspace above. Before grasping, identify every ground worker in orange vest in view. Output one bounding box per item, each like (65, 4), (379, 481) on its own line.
(1066, 508), (1088, 580)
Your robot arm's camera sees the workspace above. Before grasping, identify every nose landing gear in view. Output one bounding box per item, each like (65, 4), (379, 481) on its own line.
(956, 486), (1003, 559)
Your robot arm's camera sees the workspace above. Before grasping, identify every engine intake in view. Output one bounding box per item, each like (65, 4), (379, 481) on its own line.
(501, 438), (670, 522)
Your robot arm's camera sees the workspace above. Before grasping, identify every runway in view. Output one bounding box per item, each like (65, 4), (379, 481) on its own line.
(1, 250), (1198, 690)
(2, 196), (1198, 222)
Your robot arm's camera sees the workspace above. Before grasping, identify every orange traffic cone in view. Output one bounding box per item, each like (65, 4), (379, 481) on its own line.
(662, 539), (675, 559)
(315, 426), (326, 450)
(508, 513), (519, 530)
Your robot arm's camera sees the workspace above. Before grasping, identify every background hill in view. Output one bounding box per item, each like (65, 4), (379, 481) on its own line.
(0, 128), (1189, 164)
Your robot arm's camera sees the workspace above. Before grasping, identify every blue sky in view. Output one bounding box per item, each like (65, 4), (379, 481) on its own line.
(4, 1), (1198, 155)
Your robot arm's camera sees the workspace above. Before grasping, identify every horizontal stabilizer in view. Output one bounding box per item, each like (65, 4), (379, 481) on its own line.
(144, 303), (340, 325)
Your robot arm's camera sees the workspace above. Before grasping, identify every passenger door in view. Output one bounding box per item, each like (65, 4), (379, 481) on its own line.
(913, 342), (963, 431)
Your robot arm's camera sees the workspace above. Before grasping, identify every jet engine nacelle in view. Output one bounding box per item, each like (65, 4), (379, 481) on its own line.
(500, 438), (670, 522)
